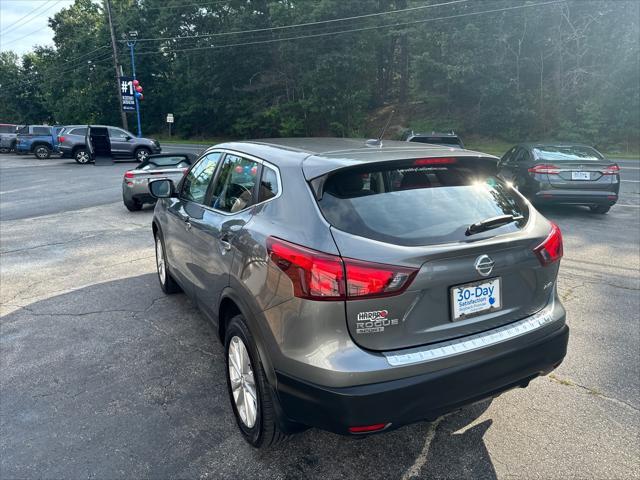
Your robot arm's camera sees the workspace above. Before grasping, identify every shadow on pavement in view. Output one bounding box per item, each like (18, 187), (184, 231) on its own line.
(1, 274), (498, 479)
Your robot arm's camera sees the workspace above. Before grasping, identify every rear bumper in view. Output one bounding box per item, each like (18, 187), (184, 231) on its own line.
(274, 323), (568, 435)
(534, 189), (618, 206)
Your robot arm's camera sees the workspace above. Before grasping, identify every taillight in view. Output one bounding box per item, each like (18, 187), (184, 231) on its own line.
(533, 223), (563, 266)
(528, 164), (560, 175)
(601, 164), (620, 175)
(124, 171), (134, 179)
(344, 258), (417, 298)
(348, 423), (388, 434)
(58, 136), (65, 143)
(267, 237), (345, 300)
(414, 157), (456, 166)
(266, 237), (417, 301)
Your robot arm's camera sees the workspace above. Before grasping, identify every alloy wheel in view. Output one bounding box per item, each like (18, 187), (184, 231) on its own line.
(155, 236), (166, 285)
(228, 336), (258, 428)
(76, 151), (90, 164)
(137, 149), (149, 162)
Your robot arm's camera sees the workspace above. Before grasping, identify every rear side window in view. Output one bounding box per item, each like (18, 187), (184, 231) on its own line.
(533, 146), (603, 161)
(0, 125), (15, 134)
(259, 165), (279, 202)
(70, 128), (87, 136)
(32, 127), (51, 135)
(317, 160), (527, 246)
(209, 154), (259, 213)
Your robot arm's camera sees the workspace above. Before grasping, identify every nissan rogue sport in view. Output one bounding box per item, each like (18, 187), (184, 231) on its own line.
(148, 138), (568, 448)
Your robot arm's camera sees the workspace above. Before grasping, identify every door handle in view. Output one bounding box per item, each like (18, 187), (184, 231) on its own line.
(220, 233), (232, 251)
(184, 218), (192, 231)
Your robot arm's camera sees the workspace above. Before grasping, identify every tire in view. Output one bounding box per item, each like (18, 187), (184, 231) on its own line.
(124, 197), (142, 212)
(154, 232), (181, 294)
(0, 148), (9, 154)
(590, 205), (611, 214)
(225, 314), (286, 448)
(34, 145), (51, 159)
(135, 147), (151, 163)
(74, 148), (91, 164)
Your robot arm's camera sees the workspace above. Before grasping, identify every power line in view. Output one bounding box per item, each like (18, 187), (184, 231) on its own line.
(134, 0), (566, 57)
(0, 0), (63, 37)
(128, 0), (470, 43)
(140, 0), (231, 11)
(0, 0), (53, 35)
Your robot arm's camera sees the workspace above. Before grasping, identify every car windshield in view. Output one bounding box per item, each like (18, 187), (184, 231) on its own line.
(533, 146), (603, 161)
(317, 160), (527, 246)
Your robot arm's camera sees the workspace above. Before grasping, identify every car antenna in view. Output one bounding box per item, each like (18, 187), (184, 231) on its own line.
(366, 109), (395, 147)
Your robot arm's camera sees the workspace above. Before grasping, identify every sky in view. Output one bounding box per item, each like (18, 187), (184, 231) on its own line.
(0, 0), (76, 55)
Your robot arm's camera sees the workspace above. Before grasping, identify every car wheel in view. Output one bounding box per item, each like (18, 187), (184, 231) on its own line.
(590, 205), (611, 214)
(124, 197), (142, 212)
(155, 232), (181, 294)
(74, 148), (91, 164)
(135, 147), (151, 162)
(225, 314), (286, 448)
(34, 145), (51, 159)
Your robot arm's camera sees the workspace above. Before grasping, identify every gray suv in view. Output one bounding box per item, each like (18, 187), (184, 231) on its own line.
(148, 138), (568, 448)
(58, 125), (161, 163)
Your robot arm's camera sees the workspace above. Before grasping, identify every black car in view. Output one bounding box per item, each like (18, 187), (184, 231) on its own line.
(403, 131), (464, 148)
(497, 143), (620, 214)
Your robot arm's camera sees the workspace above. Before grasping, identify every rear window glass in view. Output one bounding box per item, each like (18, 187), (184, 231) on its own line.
(70, 128), (87, 135)
(409, 137), (462, 147)
(32, 126), (51, 135)
(533, 146), (603, 161)
(317, 161), (527, 246)
(139, 156), (191, 169)
(0, 125), (16, 134)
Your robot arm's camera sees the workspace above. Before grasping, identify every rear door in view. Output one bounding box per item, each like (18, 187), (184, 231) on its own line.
(315, 159), (555, 351)
(189, 152), (261, 319)
(108, 127), (131, 157)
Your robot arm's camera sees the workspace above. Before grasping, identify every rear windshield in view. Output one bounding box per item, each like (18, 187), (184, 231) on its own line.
(317, 160), (527, 246)
(533, 146), (603, 161)
(409, 136), (462, 147)
(138, 156), (191, 169)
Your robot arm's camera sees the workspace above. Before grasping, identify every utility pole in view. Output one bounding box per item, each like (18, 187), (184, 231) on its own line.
(105, 0), (128, 130)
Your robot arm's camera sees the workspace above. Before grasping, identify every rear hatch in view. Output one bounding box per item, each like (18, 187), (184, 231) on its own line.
(531, 145), (618, 191)
(313, 157), (558, 351)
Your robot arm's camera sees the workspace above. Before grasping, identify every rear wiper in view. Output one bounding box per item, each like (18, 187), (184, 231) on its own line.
(465, 214), (523, 236)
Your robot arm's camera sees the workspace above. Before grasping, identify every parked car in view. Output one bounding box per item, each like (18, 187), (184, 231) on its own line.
(0, 123), (19, 153)
(497, 143), (620, 214)
(122, 153), (194, 211)
(15, 125), (62, 159)
(403, 130), (464, 148)
(57, 125), (161, 164)
(147, 138), (568, 448)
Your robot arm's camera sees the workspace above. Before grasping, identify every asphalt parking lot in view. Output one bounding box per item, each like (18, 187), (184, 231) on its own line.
(1, 151), (639, 479)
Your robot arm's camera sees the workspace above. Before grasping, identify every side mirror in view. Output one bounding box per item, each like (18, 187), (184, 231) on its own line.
(149, 178), (176, 198)
(125, 135), (132, 141)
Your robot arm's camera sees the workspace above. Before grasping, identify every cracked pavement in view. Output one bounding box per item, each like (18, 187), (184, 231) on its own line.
(1, 153), (639, 479)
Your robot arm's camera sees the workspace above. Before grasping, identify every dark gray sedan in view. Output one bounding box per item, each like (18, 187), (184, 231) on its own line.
(497, 143), (620, 213)
(148, 138), (568, 448)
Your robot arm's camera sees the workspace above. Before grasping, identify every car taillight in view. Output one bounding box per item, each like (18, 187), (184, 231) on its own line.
(58, 136), (65, 143)
(344, 258), (417, 298)
(533, 223), (563, 266)
(266, 237), (417, 301)
(124, 171), (134, 179)
(601, 164), (620, 175)
(528, 164), (560, 175)
(414, 157), (456, 166)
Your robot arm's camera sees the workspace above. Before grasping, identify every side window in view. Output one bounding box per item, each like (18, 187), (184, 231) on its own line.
(501, 147), (516, 164)
(108, 127), (128, 140)
(514, 148), (528, 163)
(71, 128), (87, 136)
(32, 126), (51, 135)
(258, 165), (279, 202)
(209, 154), (259, 213)
(181, 152), (221, 204)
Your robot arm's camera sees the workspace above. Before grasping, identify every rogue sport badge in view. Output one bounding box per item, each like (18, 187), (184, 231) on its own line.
(474, 254), (495, 276)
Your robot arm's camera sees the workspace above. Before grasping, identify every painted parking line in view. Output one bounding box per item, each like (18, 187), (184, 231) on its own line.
(621, 180), (640, 183)
(616, 204), (640, 208)
(621, 166), (640, 170)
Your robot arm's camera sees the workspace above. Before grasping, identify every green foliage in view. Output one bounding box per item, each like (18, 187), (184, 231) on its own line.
(0, 0), (637, 151)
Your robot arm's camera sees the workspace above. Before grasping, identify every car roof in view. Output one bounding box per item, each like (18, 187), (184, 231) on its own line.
(212, 138), (497, 179)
